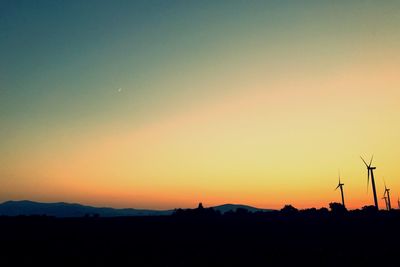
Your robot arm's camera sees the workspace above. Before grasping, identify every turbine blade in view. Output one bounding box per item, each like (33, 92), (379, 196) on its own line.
(369, 155), (374, 167)
(360, 156), (369, 168)
(367, 170), (370, 194)
(335, 184), (340, 191)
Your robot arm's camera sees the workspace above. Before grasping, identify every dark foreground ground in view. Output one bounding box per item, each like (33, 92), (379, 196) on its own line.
(1, 209), (399, 267)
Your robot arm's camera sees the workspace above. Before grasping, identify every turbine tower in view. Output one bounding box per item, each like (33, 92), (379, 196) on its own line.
(398, 197), (400, 210)
(383, 182), (391, 210)
(361, 155), (379, 210)
(382, 196), (388, 211)
(335, 172), (345, 208)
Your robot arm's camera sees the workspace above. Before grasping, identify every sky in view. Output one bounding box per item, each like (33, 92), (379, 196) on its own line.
(1, 0), (400, 210)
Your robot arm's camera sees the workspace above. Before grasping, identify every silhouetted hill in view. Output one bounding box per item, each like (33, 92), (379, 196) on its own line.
(212, 203), (273, 213)
(0, 200), (173, 217)
(0, 201), (272, 217)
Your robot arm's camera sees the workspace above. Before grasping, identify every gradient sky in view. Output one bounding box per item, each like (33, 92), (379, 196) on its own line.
(1, 0), (400, 210)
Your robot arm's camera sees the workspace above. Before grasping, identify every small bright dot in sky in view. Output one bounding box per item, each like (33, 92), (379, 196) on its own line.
(118, 88), (122, 93)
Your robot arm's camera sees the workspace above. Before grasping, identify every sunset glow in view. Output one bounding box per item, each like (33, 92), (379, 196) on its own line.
(1, 1), (400, 210)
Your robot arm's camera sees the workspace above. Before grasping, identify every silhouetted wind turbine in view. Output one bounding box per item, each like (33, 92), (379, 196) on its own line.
(383, 181), (391, 210)
(382, 196), (388, 211)
(335, 172), (345, 208)
(361, 155), (379, 210)
(398, 197), (400, 210)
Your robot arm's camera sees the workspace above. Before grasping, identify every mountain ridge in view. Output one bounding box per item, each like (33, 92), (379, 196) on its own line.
(0, 200), (273, 217)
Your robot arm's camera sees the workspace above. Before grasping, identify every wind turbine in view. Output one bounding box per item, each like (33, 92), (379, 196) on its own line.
(383, 181), (391, 210)
(335, 171), (345, 208)
(398, 197), (400, 210)
(361, 155), (379, 210)
(382, 195), (388, 211)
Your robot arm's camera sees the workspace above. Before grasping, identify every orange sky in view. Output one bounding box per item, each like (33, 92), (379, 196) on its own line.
(1, 1), (400, 210)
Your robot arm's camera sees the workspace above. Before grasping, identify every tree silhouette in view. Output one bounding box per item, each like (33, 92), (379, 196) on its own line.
(280, 204), (298, 215)
(329, 202), (347, 214)
(362, 205), (378, 213)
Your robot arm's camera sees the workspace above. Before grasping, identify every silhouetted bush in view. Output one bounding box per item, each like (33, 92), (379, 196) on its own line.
(235, 207), (250, 215)
(362, 205), (378, 214)
(329, 202), (347, 214)
(172, 203), (221, 218)
(318, 207), (329, 215)
(280, 204), (298, 215)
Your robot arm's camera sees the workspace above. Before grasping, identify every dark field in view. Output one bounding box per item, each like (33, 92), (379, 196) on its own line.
(1, 210), (399, 267)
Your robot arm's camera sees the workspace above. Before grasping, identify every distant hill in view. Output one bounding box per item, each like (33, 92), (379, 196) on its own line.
(0, 200), (273, 217)
(212, 204), (274, 213)
(0, 200), (173, 217)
